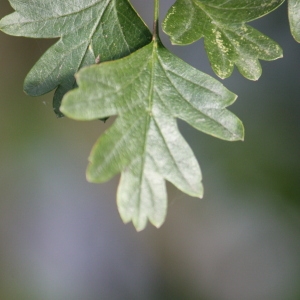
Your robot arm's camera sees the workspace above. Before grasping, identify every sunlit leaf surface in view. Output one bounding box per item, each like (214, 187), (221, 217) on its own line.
(61, 40), (244, 230)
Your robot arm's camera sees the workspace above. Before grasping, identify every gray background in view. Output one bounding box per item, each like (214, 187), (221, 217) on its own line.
(1, 1), (299, 299)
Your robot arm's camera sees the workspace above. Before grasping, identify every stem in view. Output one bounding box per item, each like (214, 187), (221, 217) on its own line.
(153, 0), (160, 41)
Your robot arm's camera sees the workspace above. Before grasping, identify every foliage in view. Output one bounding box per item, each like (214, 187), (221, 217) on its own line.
(289, 0), (300, 42)
(0, 0), (151, 116)
(0, 0), (299, 230)
(162, 0), (284, 80)
(60, 40), (243, 230)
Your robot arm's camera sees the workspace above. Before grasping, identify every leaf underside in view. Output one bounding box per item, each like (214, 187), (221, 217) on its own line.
(288, 0), (300, 42)
(0, 0), (152, 116)
(162, 0), (284, 80)
(61, 40), (244, 231)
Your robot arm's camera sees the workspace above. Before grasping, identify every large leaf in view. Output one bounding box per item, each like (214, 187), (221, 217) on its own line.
(0, 0), (152, 116)
(162, 0), (284, 80)
(289, 0), (300, 42)
(60, 40), (244, 231)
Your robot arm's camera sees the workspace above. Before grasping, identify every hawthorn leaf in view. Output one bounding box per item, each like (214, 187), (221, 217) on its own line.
(289, 0), (300, 42)
(0, 0), (151, 116)
(60, 40), (244, 231)
(162, 0), (284, 80)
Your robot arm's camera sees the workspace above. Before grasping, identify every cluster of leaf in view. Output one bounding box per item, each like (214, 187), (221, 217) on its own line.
(0, 0), (299, 231)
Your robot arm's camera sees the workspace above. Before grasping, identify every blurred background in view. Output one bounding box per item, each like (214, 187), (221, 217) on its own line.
(0, 1), (299, 299)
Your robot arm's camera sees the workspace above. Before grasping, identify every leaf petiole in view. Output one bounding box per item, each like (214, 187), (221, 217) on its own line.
(153, 0), (160, 40)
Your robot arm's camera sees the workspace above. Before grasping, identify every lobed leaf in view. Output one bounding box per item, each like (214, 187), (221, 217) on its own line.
(61, 40), (244, 231)
(0, 0), (152, 116)
(289, 0), (300, 42)
(162, 0), (284, 80)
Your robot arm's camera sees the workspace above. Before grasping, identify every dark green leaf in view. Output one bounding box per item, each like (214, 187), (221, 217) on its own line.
(289, 0), (300, 42)
(0, 0), (152, 116)
(60, 40), (244, 231)
(162, 0), (284, 80)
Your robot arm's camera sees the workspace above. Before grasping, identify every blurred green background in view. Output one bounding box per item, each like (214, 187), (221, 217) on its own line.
(0, 1), (299, 299)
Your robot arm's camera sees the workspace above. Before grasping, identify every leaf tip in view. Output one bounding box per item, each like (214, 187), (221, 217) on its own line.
(58, 103), (67, 116)
(86, 166), (98, 183)
(198, 186), (204, 199)
(216, 71), (231, 80)
(232, 120), (245, 142)
(23, 83), (35, 97)
(0, 17), (9, 32)
(239, 135), (245, 142)
(131, 217), (147, 232)
(55, 110), (64, 118)
(238, 126), (245, 142)
(135, 225), (147, 232)
(118, 212), (147, 232)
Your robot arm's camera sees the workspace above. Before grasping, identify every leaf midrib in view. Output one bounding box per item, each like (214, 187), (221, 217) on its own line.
(136, 41), (158, 217)
(24, 0), (110, 93)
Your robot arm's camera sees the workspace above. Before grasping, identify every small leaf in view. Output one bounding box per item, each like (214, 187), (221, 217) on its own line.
(0, 0), (152, 116)
(61, 40), (244, 231)
(289, 0), (300, 42)
(162, 0), (284, 80)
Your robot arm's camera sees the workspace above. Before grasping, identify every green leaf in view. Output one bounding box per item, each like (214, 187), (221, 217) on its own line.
(0, 0), (151, 116)
(60, 40), (244, 231)
(162, 0), (284, 80)
(289, 0), (300, 42)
